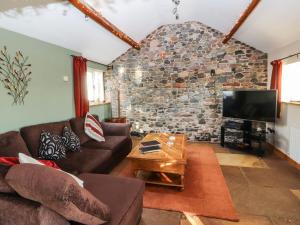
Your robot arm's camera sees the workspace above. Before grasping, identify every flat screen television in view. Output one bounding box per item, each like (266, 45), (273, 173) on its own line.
(223, 90), (277, 122)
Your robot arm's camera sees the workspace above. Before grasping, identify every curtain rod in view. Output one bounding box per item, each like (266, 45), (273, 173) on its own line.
(70, 55), (108, 67)
(277, 51), (300, 61)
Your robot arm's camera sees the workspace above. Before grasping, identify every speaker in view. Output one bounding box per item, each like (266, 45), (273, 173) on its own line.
(221, 126), (225, 147)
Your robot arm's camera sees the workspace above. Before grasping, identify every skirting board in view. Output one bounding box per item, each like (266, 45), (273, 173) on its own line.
(267, 143), (300, 170)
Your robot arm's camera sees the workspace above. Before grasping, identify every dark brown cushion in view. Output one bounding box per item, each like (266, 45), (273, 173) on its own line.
(20, 121), (71, 157)
(69, 115), (100, 145)
(0, 131), (31, 157)
(100, 122), (131, 137)
(0, 164), (14, 193)
(83, 136), (132, 154)
(5, 164), (111, 225)
(77, 174), (145, 225)
(0, 193), (70, 225)
(55, 147), (112, 174)
(69, 117), (91, 145)
(0, 176), (14, 194)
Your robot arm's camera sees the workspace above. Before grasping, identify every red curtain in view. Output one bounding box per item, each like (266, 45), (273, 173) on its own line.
(270, 60), (283, 118)
(73, 56), (89, 118)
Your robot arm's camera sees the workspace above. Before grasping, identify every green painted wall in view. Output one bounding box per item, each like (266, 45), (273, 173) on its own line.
(87, 61), (107, 71)
(0, 28), (111, 133)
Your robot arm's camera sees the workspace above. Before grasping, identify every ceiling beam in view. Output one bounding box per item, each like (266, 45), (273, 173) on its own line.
(68, 0), (141, 50)
(222, 0), (261, 44)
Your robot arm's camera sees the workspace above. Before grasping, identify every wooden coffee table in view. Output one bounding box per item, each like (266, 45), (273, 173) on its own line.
(127, 133), (187, 190)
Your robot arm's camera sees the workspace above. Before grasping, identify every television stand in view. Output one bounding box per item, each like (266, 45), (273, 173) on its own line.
(221, 120), (266, 156)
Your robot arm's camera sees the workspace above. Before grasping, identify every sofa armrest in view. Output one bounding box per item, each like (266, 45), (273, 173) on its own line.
(100, 122), (131, 137)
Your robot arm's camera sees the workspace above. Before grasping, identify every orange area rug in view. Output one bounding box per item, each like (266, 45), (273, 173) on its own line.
(118, 143), (239, 221)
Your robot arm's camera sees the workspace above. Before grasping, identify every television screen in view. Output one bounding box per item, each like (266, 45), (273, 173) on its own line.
(223, 90), (277, 122)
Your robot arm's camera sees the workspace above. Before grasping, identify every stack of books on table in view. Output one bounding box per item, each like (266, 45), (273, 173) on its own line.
(139, 140), (161, 154)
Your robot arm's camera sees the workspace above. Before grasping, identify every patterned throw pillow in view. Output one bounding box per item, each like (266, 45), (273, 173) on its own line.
(38, 132), (66, 160)
(62, 126), (81, 152)
(84, 112), (105, 142)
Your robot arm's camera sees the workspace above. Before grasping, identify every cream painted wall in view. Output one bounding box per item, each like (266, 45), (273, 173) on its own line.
(268, 40), (300, 163)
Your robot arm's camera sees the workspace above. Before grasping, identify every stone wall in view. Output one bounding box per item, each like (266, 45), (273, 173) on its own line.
(105, 21), (268, 142)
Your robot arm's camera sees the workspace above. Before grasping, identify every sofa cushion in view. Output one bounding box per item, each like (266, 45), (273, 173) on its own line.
(62, 126), (81, 152)
(6, 164), (111, 225)
(69, 115), (100, 145)
(0, 164), (14, 193)
(17, 153), (84, 187)
(70, 117), (91, 145)
(85, 112), (105, 142)
(55, 147), (112, 174)
(0, 131), (31, 157)
(0, 176), (14, 194)
(83, 136), (132, 154)
(0, 194), (70, 225)
(39, 132), (67, 160)
(20, 121), (71, 158)
(0, 155), (65, 194)
(100, 122), (131, 137)
(77, 174), (145, 225)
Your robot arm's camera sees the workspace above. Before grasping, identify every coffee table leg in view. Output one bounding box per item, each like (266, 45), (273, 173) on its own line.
(180, 175), (185, 191)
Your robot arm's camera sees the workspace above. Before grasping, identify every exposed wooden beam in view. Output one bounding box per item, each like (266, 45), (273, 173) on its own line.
(223, 0), (261, 44)
(68, 0), (141, 50)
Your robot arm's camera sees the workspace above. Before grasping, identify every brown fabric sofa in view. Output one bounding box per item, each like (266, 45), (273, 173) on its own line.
(19, 115), (132, 174)
(0, 117), (144, 225)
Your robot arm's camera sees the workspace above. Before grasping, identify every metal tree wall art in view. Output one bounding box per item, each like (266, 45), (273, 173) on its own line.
(0, 46), (32, 105)
(172, 0), (180, 20)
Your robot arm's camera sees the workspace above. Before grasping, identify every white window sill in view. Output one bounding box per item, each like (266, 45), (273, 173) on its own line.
(282, 101), (300, 106)
(89, 101), (110, 107)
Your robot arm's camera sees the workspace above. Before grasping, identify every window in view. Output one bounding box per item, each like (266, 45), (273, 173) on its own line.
(282, 61), (300, 103)
(87, 68), (105, 105)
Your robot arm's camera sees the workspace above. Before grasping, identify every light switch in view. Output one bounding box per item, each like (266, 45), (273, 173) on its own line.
(63, 76), (69, 82)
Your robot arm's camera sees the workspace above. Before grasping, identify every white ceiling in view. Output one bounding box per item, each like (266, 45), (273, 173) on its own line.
(0, 0), (299, 64)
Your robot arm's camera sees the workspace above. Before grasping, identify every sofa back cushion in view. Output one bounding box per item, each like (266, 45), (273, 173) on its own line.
(0, 131), (31, 157)
(70, 115), (100, 145)
(20, 121), (71, 158)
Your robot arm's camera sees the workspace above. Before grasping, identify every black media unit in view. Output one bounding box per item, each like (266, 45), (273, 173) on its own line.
(221, 120), (266, 156)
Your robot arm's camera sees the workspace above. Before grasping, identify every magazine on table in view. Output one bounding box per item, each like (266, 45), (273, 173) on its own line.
(140, 140), (161, 154)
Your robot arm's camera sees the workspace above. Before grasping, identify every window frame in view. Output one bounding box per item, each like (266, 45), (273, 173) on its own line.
(87, 68), (105, 106)
(281, 60), (300, 104)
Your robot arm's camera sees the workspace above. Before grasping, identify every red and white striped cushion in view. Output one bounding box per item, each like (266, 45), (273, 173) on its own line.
(84, 112), (105, 142)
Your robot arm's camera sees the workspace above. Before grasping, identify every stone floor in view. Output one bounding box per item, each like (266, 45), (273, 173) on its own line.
(127, 138), (300, 225)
